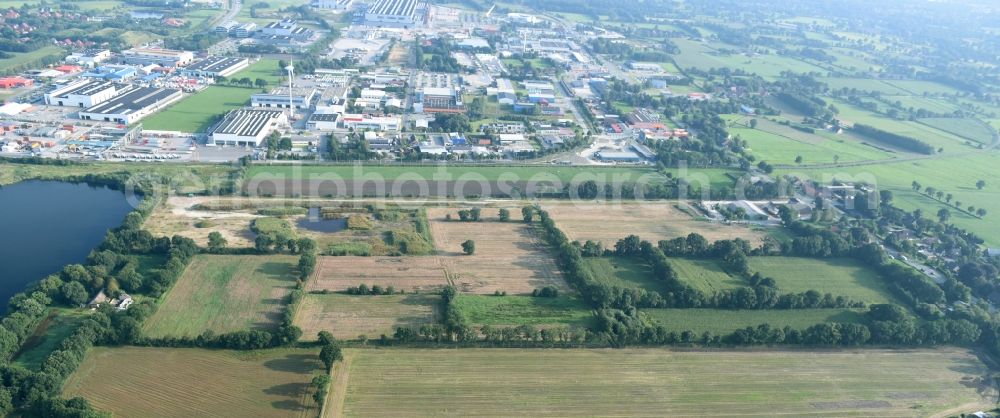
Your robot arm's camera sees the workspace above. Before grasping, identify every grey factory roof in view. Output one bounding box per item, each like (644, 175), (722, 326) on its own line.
(213, 109), (284, 137)
(81, 87), (180, 115)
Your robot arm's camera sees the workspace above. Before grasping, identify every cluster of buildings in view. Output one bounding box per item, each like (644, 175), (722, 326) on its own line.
(214, 18), (320, 52)
(362, 0), (425, 28)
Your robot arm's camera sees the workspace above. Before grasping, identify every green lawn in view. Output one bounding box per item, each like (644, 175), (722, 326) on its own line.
(0, 46), (65, 74)
(453, 295), (594, 328)
(13, 309), (89, 371)
(142, 255), (298, 338)
(245, 164), (669, 184)
(583, 257), (664, 293)
(670, 258), (745, 293)
(143, 59), (283, 133)
(748, 257), (894, 304)
(641, 308), (865, 334)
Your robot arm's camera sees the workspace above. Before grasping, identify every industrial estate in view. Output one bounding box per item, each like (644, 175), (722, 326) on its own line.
(1, 0), (1000, 416)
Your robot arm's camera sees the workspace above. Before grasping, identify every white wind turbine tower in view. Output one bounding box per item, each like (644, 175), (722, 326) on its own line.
(285, 59), (295, 118)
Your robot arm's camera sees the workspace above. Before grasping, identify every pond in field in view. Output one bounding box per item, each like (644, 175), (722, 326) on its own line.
(295, 207), (347, 233)
(0, 180), (134, 305)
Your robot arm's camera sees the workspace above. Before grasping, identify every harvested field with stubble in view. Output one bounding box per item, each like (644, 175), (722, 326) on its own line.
(330, 348), (997, 417)
(541, 201), (767, 246)
(307, 256), (448, 293)
(294, 294), (440, 340)
(63, 346), (322, 418)
(142, 255), (298, 338)
(426, 208), (568, 295)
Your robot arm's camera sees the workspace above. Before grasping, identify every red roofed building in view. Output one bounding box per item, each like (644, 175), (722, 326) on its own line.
(631, 122), (667, 131)
(0, 76), (34, 89)
(55, 65), (82, 73)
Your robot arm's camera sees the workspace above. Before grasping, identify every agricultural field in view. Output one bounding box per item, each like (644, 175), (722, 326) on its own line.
(308, 256), (448, 293)
(670, 257), (746, 293)
(641, 308), (865, 334)
(672, 38), (826, 79)
(64, 347), (322, 418)
(541, 201), (767, 246)
(427, 208), (568, 295)
(143, 59), (283, 133)
(453, 295), (594, 328)
(818, 77), (911, 95)
(293, 294), (440, 340)
(830, 98), (973, 152)
(748, 257), (895, 304)
(917, 117), (996, 145)
(330, 348), (996, 417)
(142, 255), (298, 338)
(730, 118), (897, 165)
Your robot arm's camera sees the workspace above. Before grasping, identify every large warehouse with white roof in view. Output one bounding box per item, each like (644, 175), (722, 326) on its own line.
(209, 109), (288, 147)
(364, 0), (422, 28)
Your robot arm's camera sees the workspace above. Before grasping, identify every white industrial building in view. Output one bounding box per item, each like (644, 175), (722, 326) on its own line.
(251, 87), (318, 110)
(312, 0), (352, 11)
(364, 0), (422, 28)
(210, 109), (289, 146)
(339, 114), (401, 131)
(307, 112), (340, 131)
(119, 47), (194, 67)
(44, 80), (118, 107)
(180, 56), (249, 78)
(66, 49), (112, 68)
(78, 86), (183, 125)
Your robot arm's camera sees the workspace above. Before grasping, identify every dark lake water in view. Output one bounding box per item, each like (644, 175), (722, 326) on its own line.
(0, 180), (134, 305)
(295, 207), (347, 233)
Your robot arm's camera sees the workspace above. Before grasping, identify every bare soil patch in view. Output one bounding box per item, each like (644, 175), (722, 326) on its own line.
(426, 208), (568, 295)
(307, 256), (449, 293)
(293, 294), (440, 340)
(541, 201), (767, 246)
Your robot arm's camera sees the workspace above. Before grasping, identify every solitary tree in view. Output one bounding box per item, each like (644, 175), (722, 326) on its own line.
(317, 331), (336, 347)
(977, 180), (986, 190)
(208, 231), (227, 252)
(521, 206), (534, 223)
(498, 208), (510, 222)
(749, 118), (758, 129)
(977, 208), (987, 218)
(461, 240), (476, 255)
(911, 181), (921, 192)
(937, 208), (951, 223)
(319, 344), (343, 372)
(945, 193), (953, 203)
(795, 155), (803, 164)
